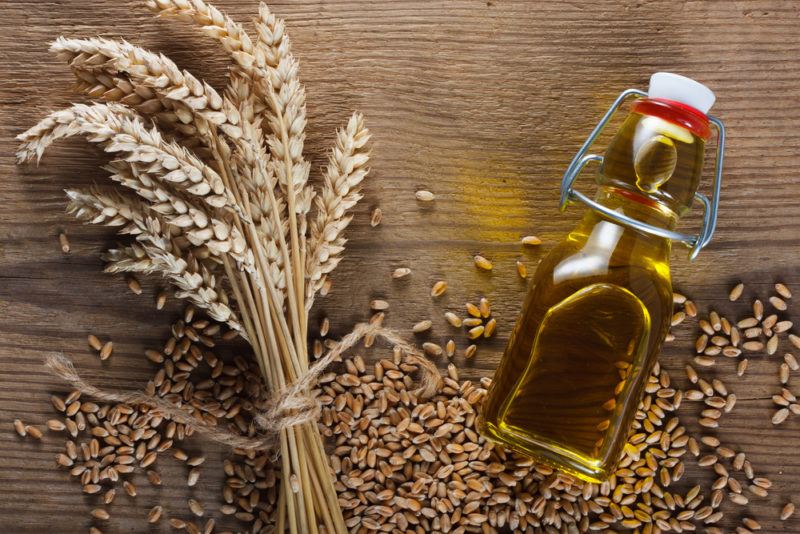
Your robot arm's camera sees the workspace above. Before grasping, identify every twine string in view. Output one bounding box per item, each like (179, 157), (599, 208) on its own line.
(45, 323), (442, 450)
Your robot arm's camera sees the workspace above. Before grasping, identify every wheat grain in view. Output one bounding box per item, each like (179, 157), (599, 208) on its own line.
(465, 302), (481, 318)
(156, 290), (168, 309)
(415, 190), (435, 202)
(13, 419), (26, 437)
(444, 312), (462, 328)
(479, 297), (491, 318)
(369, 207), (382, 227)
(91, 509), (110, 520)
(148, 505), (163, 523)
(57, 232), (71, 253)
(753, 299), (764, 320)
(412, 320), (432, 333)
(87, 335), (103, 351)
(775, 282), (792, 299)
(729, 282), (744, 301)
(780, 363), (790, 384)
(474, 255), (493, 271)
(516, 259), (527, 279)
(467, 325), (485, 339)
(484, 318), (497, 337)
(188, 498), (204, 517)
(769, 295), (788, 311)
(766, 334), (779, 355)
(430, 281), (447, 297)
(772, 408), (789, 424)
(392, 267), (411, 279)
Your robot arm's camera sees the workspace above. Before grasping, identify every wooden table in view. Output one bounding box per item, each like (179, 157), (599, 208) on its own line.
(2, 1), (799, 532)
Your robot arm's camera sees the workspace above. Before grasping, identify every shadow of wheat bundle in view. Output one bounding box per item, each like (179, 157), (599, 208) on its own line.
(16, 1), (372, 532)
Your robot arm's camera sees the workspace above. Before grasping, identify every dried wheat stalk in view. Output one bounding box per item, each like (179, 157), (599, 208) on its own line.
(17, 2), (371, 532)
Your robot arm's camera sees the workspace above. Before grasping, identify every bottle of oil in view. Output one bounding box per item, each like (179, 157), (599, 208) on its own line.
(479, 73), (725, 483)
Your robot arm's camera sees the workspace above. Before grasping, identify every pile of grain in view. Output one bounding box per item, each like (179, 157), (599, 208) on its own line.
(16, 307), (279, 533)
(14, 281), (798, 533)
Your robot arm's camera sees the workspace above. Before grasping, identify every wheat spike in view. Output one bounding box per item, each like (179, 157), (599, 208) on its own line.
(306, 113), (370, 309)
(50, 37), (241, 143)
(225, 75), (288, 302)
(253, 3), (311, 210)
(65, 66), (209, 156)
(17, 103), (234, 212)
(104, 242), (241, 332)
(145, 0), (256, 63)
(67, 184), (239, 329)
(66, 186), (163, 238)
(66, 183), (248, 269)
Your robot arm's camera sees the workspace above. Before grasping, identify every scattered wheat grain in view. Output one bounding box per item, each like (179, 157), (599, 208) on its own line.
(474, 255), (492, 271)
(412, 320), (432, 333)
(100, 341), (113, 361)
(392, 267), (411, 279)
(370, 208), (382, 227)
(516, 260), (527, 279)
(430, 281), (447, 297)
(444, 312), (462, 328)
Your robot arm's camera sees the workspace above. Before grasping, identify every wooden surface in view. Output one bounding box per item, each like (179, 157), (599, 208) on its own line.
(2, 0), (800, 532)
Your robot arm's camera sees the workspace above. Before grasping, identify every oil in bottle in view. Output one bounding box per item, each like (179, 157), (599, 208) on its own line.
(479, 73), (723, 483)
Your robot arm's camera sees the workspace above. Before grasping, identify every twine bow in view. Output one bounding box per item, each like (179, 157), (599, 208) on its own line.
(45, 322), (442, 450)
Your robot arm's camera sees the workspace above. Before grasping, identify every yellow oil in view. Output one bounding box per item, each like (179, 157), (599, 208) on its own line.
(479, 106), (706, 483)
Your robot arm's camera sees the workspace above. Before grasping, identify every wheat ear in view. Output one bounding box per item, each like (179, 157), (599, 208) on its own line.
(50, 37), (247, 143)
(104, 242), (241, 332)
(17, 103), (234, 212)
(65, 186), (241, 330)
(306, 113), (370, 309)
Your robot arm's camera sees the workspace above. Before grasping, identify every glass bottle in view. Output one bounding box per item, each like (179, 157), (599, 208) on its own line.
(479, 73), (726, 483)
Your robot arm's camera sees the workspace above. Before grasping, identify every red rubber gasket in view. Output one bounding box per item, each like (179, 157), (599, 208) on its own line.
(632, 98), (711, 140)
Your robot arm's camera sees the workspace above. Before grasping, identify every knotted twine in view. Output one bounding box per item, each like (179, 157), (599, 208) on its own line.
(45, 322), (443, 450)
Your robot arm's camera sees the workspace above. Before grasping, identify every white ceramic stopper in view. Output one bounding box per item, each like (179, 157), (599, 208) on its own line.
(648, 72), (715, 114)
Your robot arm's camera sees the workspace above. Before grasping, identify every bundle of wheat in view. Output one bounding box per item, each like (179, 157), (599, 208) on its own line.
(17, 2), (372, 532)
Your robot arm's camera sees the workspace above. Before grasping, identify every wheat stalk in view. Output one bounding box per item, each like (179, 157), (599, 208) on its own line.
(19, 3), (370, 532)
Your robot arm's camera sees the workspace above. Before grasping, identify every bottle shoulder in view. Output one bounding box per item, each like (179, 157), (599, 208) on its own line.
(531, 221), (673, 309)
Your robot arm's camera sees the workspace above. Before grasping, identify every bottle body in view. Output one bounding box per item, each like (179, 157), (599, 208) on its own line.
(479, 100), (709, 483)
(479, 197), (673, 482)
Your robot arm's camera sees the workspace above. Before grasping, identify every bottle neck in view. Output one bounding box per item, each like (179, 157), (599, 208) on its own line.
(587, 186), (679, 243)
(599, 100), (708, 217)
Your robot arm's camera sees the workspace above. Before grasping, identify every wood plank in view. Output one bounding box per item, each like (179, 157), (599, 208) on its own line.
(1, 0), (799, 531)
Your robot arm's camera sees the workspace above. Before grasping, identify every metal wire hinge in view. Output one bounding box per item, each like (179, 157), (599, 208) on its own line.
(558, 89), (725, 261)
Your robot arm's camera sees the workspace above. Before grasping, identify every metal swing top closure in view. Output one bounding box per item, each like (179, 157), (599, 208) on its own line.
(558, 88), (726, 261)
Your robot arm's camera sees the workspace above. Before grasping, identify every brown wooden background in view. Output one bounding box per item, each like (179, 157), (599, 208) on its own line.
(2, 0), (800, 532)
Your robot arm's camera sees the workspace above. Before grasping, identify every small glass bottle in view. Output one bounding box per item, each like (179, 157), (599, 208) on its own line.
(479, 73), (725, 483)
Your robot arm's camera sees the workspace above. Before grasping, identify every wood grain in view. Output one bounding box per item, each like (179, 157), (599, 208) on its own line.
(2, 0), (800, 531)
